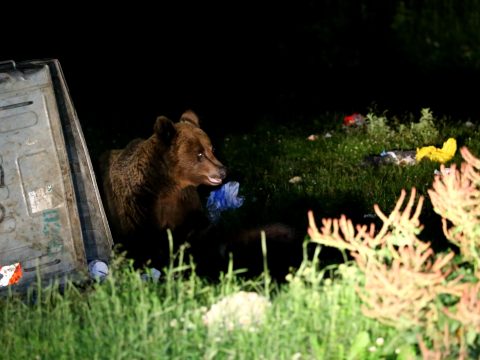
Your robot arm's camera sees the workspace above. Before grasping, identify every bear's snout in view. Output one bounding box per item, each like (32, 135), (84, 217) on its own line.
(218, 166), (227, 180)
(206, 165), (227, 186)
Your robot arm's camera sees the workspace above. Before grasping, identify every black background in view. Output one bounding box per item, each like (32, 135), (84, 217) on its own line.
(3, 3), (479, 141)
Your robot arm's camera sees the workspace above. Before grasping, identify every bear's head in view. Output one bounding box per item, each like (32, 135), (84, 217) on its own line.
(154, 110), (227, 188)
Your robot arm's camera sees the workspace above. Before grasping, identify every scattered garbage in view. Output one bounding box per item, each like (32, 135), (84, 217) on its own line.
(343, 113), (365, 127)
(381, 150), (417, 166)
(88, 260), (109, 281)
(0, 262), (23, 287)
(416, 138), (457, 163)
(140, 267), (161, 282)
(202, 291), (271, 332)
(364, 138), (457, 167)
(364, 150), (416, 166)
(307, 132), (332, 141)
(207, 181), (244, 223)
(289, 176), (303, 184)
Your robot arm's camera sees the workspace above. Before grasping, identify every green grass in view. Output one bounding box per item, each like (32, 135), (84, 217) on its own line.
(1, 256), (404, 360)
(2, 109), (480, 359)
(219, 110), (480, 245)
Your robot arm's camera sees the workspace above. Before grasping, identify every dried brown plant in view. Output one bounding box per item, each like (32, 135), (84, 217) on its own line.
(417, 324), (454, 360)
(444, 281), (480, 333)
(429, 146), (480, 270)
(308, 189), (463, 330)
(306, 146), (480, 358)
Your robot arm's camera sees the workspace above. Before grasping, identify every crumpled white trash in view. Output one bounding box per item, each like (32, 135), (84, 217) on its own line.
(88, 260), (109, 281)
(140, 267), (161, 282)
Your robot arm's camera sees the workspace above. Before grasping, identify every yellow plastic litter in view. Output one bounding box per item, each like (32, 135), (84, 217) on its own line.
(416, 138), (457, 163)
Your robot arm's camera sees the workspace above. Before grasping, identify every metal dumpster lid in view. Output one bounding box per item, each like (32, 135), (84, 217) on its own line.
(0, 59), (113, 292)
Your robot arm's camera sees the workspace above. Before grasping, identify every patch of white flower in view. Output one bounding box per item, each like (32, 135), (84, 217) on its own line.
(291, 352), (302, 360)
(203, 291), (271, 333)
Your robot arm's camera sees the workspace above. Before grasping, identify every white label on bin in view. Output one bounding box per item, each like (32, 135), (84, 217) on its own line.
(28, 186), (53, 213)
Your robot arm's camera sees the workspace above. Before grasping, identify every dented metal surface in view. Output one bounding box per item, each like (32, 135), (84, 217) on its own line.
(0, 59), (112, 292)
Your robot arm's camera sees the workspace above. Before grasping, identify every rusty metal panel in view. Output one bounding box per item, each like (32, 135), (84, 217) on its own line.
(0, 60), (113, 292)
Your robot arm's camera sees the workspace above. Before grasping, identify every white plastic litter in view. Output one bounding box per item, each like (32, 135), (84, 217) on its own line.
(379, 150), (416, 165)
(88, 260), (109, 281)
(141, 267), (161, 282)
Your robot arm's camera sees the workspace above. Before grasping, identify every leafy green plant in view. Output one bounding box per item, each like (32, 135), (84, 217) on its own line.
(410, 108), (440, 144)
(366, 111), (393, 141)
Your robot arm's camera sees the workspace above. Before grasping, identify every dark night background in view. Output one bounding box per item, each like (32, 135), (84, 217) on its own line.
(4, 1), (480, 144)
(2, 1), (479, 277)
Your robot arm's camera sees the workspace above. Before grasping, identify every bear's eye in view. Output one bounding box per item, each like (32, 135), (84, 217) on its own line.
(197, 152), (204, 161)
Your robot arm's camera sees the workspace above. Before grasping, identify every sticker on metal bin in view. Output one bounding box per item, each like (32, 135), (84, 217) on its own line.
(28, 185), (55, 213)
(0, 262), (23, 287)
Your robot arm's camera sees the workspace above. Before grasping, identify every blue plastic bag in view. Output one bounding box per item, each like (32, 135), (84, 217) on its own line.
(207, 181), (245, 223)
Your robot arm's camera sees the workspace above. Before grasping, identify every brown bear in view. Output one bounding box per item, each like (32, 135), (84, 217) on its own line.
(100, 110), (297, 277)
(100, 111), (226, 266)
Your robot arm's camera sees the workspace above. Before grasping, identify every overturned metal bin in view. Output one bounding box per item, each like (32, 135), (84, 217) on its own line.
(0, 59), (113, 292)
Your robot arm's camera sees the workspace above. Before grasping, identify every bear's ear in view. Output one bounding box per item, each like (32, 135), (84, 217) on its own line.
(154, 116), (176, 144)
(179, 110), (200, 127)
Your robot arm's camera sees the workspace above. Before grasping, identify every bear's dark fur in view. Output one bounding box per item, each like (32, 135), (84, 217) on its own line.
(99, 110), (298, 277)
(100, 111), (226, 267)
